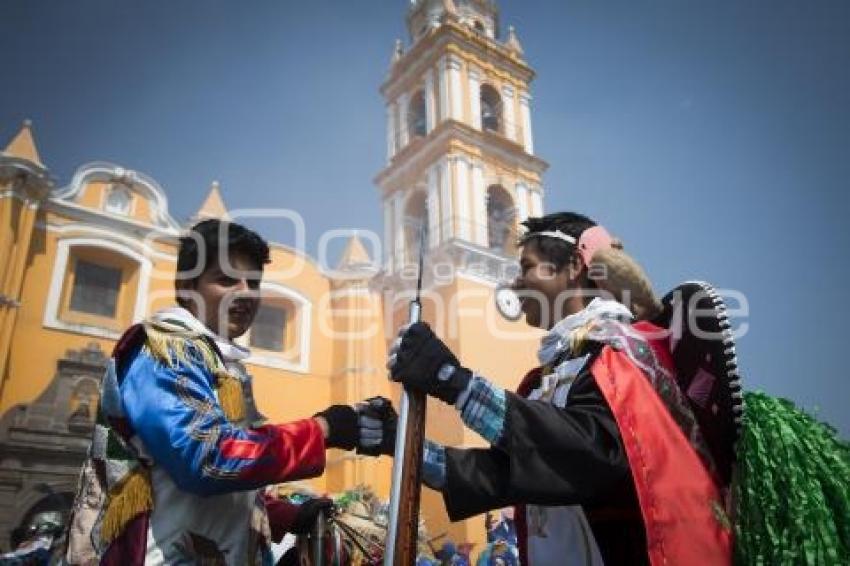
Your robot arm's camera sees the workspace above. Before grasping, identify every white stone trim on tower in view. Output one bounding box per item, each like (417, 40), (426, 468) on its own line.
(468, 66), (482, 130)
(424, 68), (437, 133)
(43, 237), (153, 340)
(383, 198), (393, 269)
(455, 156), (471, 241)
(447, 54), (464, 121)
(515, 183), (529, 222)
(502, 84), (517, 142)
(393, 191), (405, 266)
(439, 158), (453, 241)
(519, 91), (534, 155)
(426, 166), (440, 247)
(530, 186), (544, 217)
(386, 102), (397, 161)
(398, 92), (410, 148)
(472, 162), (487, 246)
(438, 56), (450, 123)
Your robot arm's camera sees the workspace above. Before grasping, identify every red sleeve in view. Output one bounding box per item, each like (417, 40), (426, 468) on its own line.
(219, 417), (326, 484)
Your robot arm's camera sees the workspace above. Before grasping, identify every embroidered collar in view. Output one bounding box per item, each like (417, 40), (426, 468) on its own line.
(149, 306), (251, 363)
(537, 298), (633, 366)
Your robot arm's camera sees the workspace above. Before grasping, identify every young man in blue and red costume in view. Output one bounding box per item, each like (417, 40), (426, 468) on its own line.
(386, 212), (732, 565)
(66, 219), (394, 565)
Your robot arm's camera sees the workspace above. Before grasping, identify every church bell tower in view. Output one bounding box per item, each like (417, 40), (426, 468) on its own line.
(377, 0), (547, 274)
(375, 0), (548, 548)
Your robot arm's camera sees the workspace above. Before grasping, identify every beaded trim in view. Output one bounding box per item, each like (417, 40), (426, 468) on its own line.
(682, 280), (745, 445)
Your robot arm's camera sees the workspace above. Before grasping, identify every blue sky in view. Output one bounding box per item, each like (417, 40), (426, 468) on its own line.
(3, 0), (849, 435)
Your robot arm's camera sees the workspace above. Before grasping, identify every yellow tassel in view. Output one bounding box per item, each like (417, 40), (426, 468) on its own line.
(101, 466), (153, 543)
(142, 323), (220, 371)
(569, 321), (595, 355)
(215, 370), (245, 423)
(142, 322), (246, 423)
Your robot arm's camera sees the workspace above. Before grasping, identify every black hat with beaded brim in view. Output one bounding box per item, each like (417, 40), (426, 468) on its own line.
(652, 280), (744, 486)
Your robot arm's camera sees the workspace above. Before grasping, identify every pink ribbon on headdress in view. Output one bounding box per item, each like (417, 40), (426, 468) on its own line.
(577, 225), (614, 266)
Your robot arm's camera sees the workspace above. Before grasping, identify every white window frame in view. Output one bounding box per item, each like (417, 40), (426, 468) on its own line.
(43, 237), (152, 340)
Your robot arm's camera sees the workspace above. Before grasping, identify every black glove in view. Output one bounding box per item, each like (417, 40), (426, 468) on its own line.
(289, 497), (334, 535)
(387, 322), (471, 405)
(356, 396), (398, 456)
(314, 405), (358, 450)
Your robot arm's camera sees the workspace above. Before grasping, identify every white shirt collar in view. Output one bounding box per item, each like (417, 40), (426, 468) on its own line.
(537, 298), (633, 365)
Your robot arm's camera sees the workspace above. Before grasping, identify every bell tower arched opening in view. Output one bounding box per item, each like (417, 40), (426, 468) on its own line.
(486, 184), (515, 254)
(408, 89), (427, 140)
(403, 190), (428, 265)
(480, 84), (502, 134)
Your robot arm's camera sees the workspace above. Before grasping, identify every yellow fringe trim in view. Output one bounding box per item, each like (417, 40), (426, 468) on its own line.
(215, 369), (245, 422)
(101, 466), (153, 543)
(142, 322), (247, 421)
(142, 322), (220, 371)
(569, 321), (596, 355)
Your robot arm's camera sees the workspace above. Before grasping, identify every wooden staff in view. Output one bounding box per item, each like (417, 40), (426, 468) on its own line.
(385, 223), (428, 565)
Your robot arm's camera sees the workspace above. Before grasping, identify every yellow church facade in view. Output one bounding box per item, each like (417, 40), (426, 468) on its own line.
(0, 0), (547, 553)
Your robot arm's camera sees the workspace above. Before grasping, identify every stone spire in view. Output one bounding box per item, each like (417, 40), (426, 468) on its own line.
(3, 119), (44, 167)
(193, 180), (230, 221)
(337, 234), (373, 271)
(505, 25), (524, 57)
(391, 38), (404, 66)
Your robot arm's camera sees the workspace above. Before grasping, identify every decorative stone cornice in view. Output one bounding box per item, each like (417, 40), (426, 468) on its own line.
(0, 156), (53, 203)
(373, 238), (517, 296)
(382, 19), (534, 99)
(52, 161), (181, 232)
(375, 118), (547, 190)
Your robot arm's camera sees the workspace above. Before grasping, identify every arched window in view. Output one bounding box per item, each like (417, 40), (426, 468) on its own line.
(408, 89), (427, 139)
(473, 20), (486, 33)
(404, 191), (429, 265)
(44, 238), (152, 339)
(61, 247), (140, 329)
(480, 84), (502, 133)
(487, 185), (516, 253)
(69, 258), (123, 317)
(243, 283), (312, 373)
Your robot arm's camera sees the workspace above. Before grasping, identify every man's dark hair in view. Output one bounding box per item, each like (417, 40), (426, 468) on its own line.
(519, 212), (597, 270)
(175, 219), (270, 294)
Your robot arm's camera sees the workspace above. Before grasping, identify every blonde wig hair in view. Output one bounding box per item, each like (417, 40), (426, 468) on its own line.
(588, 244), (662, 321)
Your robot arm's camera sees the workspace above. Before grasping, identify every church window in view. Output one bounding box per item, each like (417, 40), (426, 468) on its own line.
(486, 185), (516, 253)
(408, 90), (427, 139)
(474, 20), (486, 33)
(404, 190), (429, 265)
(47, 240), (148, 338)
(240, 285), (310, 373)
(480, 84), (503, 133)
(69, 259), (122, 317)
(104, 184), (132, 215)
(250, 303), (288, 352)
